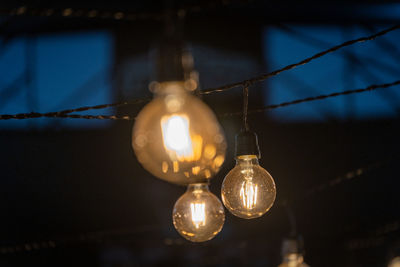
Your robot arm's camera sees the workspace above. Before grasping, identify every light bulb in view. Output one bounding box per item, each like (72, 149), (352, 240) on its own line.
(172, 183), (225, 242)
(132, 81), (226, 185)
(278, 253), (310, 267)
(278, 237), (309, 267)
(389, 257), (400, 267)
(221, 155), (276, 219)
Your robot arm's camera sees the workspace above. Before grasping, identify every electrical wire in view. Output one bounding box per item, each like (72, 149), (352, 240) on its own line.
(200, 24), (400, 95)
(224, 80), (400, 117)
(0, 1), (245, 22)
(242, 83), (250, 131)
(0, 23), (397, 121)
(1, 79), (398, 120)
(0, 224), (162, 255)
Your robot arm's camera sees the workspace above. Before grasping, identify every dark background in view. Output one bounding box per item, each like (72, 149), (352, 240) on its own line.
(0, 1), (400, 266)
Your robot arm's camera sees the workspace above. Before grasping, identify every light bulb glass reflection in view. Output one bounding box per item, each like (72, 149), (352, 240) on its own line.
(133, 82), (226, 185)
(172, 183), (225, 242)
(278, 253), (310, 267)
(190, 202), (206, 228)
(221, 155), (276, 219)
(161, 114), (194, 159)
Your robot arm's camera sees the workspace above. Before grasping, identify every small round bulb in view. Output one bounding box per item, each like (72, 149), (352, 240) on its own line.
(221, 155), (276, 219)
(172, 183), (225, 242)
(278, 253), (310, 267)
(132, 82), (226, 185)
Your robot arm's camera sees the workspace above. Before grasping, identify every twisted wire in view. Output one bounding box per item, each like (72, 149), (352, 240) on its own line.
(0, 1), (245, 22)
(223, 80), (400, 117)
(0, 80), (398, 120)
(0, 25), (399, 120)
(200, 24), (400, 95)
(242, 83), (251, 130)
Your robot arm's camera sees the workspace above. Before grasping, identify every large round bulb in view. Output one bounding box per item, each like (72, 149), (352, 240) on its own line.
(172, 183), (225, 242)
(132, 82), (226, 185)
(221, 155), (276, 219)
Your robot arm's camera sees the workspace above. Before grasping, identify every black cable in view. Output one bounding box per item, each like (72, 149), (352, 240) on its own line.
(200, 24), (400, 95)
(223, 80), (400, 117)
(0, 25), (399, 120)
(242, 83), (251, 131)
(0, 80), (398, 120)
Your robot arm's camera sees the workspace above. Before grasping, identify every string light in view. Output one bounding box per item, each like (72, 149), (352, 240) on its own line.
(132, 15), (226, 241)
(172, 183), (225, 242)
(221, 85), (276, 219)
(0, 7), (398, 255)
(131, 25), (226, 184)
(133, 81), (226, 185)
(1, 1), (244, 22)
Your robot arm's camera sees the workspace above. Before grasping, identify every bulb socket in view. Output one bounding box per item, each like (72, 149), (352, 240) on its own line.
(235, 130), (261, 158)
(281, 236), (305, 256)
(155, 40), (185, 82)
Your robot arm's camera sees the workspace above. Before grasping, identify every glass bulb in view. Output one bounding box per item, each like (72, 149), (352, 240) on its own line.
(172, 183), (225, 242)
(389, 257), (400, 267)
(221, 155), (276, 219)
(132, 81), (226, 185)
(278, 253), (310, 267)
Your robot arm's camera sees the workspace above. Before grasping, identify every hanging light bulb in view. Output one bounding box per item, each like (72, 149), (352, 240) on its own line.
(132, 19), (226, 185)
(278, 253), (309, 267)
(278, 238), (310, 267)
(133, 81), (226, 185)
(221, 85), (276, 219)
(172, 183), (225, 242)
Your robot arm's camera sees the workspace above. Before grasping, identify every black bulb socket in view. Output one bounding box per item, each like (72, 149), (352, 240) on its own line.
(235, 130), (261, 159)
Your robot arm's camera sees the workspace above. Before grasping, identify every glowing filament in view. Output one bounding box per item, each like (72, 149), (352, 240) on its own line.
(161, 115), (193, 159)
(240, 180), (258, 210)
(190, 202), (206, 228)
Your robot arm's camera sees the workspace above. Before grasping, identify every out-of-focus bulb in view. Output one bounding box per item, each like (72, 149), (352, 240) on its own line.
(278, 237), (309, 267)
(172, 183), (225, 242)
(161, 115), (192, 156)
(221, 154), (276, 219)
(389, 257), (400, 267)
(278, 253), (310, 267)
(132, 81), (226, 185)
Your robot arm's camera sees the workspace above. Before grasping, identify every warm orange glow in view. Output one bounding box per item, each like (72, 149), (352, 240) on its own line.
(173, 161), (179, 173)
(240, 180), (258, 209)
(161, 114), (204, 163)
(190, 202), (206, 228)
(389, 257), (400, 267)
(192, 135), (203, 161)
(192, 166), (201, 175)
(162, 161), (168, 173)
(161, 115), (193, 158)
(204, 144), (216, 159)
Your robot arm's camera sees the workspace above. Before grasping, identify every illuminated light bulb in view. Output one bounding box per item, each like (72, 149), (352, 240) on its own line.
(221, 131), (276, 219)
(133, 81), (226, 185)
(172, 183), (225, 242)
(161, 115), (193, 157)
(389, 257), (400, 267)
(278, 253), (310, 267)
